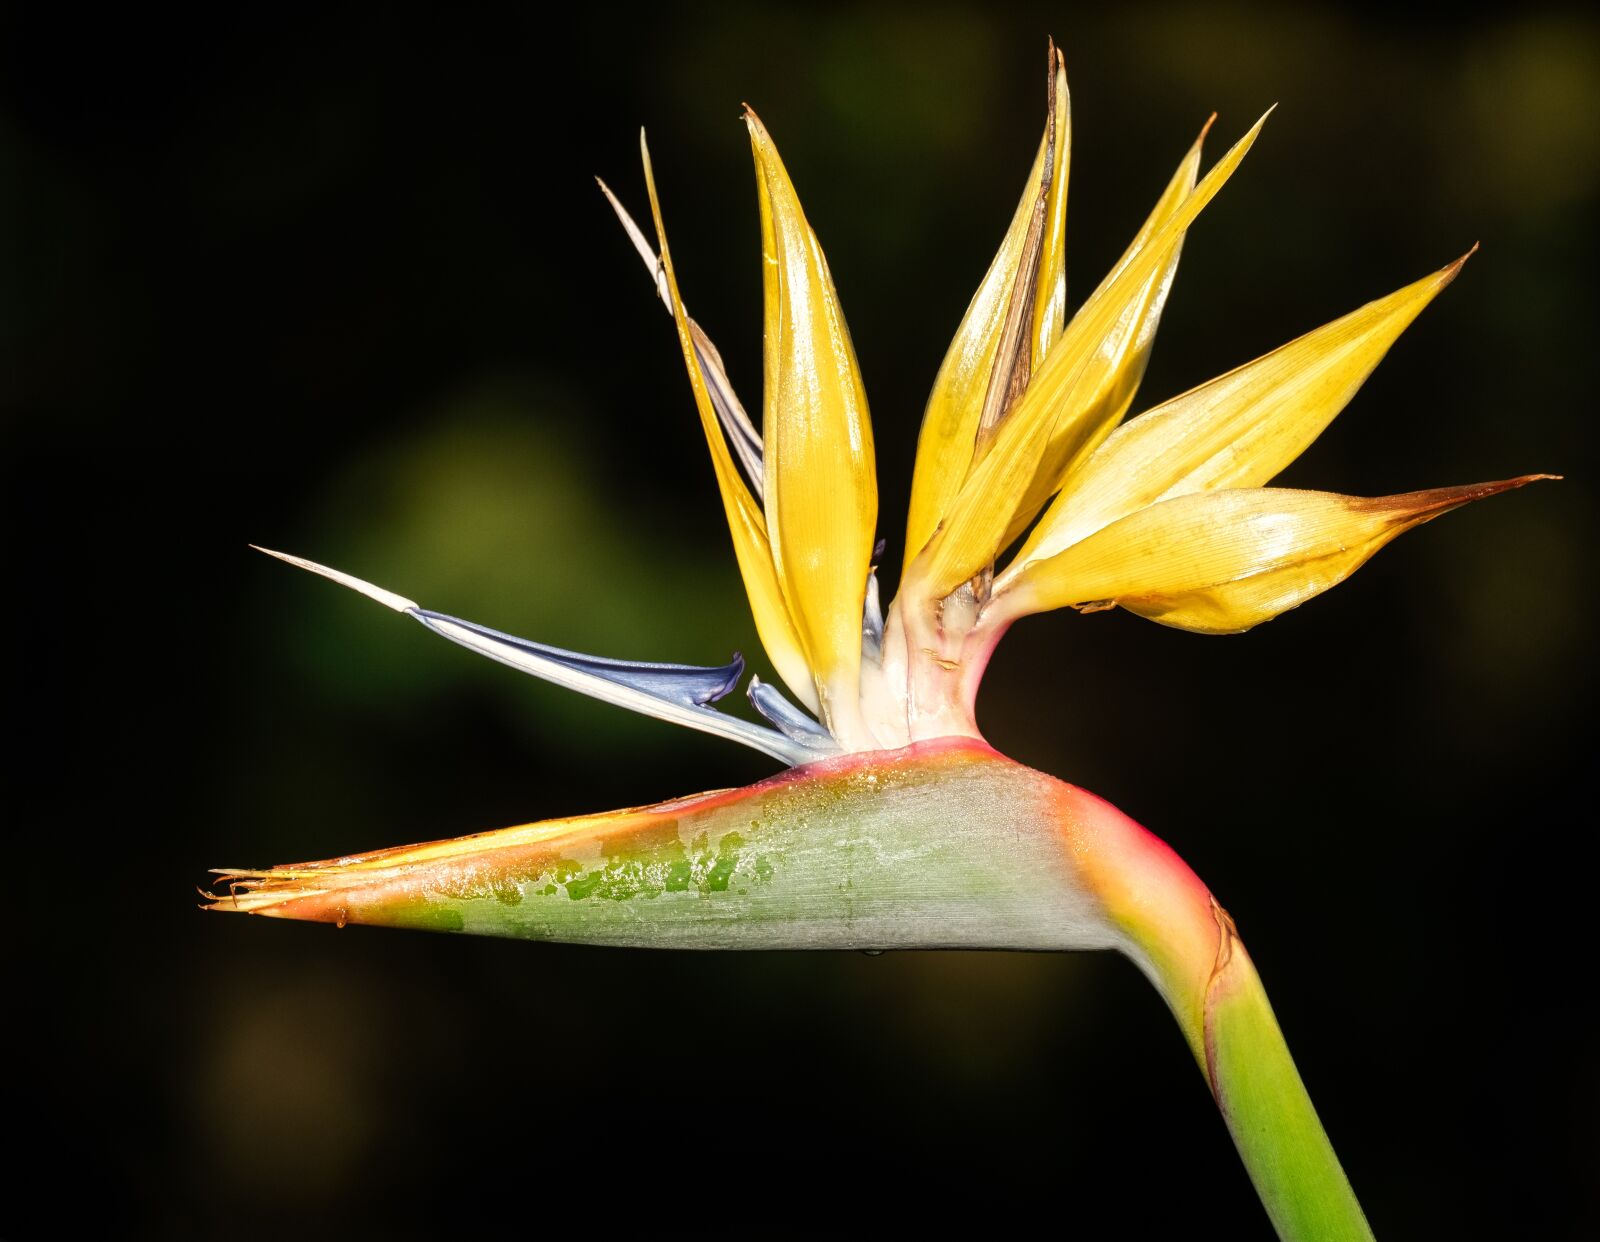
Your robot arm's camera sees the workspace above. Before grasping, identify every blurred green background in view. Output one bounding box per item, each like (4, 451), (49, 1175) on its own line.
(6, 3), (1596, 1236)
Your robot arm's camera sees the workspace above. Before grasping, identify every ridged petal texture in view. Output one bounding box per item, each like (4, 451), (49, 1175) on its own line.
(903, 49), (1070, 575)
(1005, 477), (1548, 633)
(910, 111), (1272, 600)
(1001, 118), (1209, 551)
(1007, 253), (1476, 574)
(638, 134), (819, 715)
(748, 109), (878, 744)
(1028, 46), (1072, 376)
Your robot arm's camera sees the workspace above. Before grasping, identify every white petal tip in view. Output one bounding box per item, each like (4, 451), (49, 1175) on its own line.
(249, 545), (419, 613)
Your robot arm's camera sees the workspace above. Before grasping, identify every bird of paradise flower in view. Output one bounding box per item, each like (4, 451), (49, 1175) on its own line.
(211, 46), (1551, 1240)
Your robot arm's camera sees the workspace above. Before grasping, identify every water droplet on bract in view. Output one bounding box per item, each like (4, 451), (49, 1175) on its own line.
(335, 907), (347, 929)
(861, 948), (884, 957)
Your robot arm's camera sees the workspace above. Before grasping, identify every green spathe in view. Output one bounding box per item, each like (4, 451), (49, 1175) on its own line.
(229, 743), (1115, 952)
(215, 741), (1372, 1240)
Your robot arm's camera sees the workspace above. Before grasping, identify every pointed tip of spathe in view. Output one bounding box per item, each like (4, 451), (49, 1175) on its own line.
(1197, 111), (1218, 145)
(250, 545), (419, 613)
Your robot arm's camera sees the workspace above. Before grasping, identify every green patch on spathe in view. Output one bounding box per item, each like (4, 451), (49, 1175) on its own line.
(538, 822), (774, 902)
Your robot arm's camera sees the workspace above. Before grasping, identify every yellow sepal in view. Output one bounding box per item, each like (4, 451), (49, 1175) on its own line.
(747, 109), (877, 740)
(1007, 252), (1476, 576)
(902, 118), (1045, 573)
(1000, 115), (1210, 551)
(902, 49), (1070, 576)
(638, 132), (819, 713)
(911, 111), (1270, 601)
(1030, 46), (1072, 377)
(1004, 477), (1550, 633)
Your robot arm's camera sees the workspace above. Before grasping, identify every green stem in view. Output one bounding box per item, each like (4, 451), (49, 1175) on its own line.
(1069, 786), (1374, 1240)
(1203, 937), (1374, 1241)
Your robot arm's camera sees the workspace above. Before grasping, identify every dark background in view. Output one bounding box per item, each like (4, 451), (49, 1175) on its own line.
(7, 3), (1595, 1236)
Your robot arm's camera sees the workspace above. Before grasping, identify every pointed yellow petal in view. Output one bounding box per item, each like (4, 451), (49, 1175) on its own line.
(1006, 253), (1476, 577)
(638, 132), (819, 714)
(902, 130), (1044, 574)
(1030, 46), (1072, 372)
(912, 112), (1270, 600)
(1003, 476), (1550, 633)
(747, 109), (877, 741)
(902, 50), (1070, 575)
(1000, 115), (1211, 551)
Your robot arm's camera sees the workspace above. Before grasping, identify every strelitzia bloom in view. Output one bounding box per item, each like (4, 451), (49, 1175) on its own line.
(213, 47), (1550, 1240)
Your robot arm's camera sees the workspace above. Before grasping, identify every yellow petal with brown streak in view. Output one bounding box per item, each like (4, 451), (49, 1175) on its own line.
(1000, 116), (1212, 551)
(911, 111), (1270, 601)
(903, 48), (1071, 577)
(1030, 46), (1073, 379)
